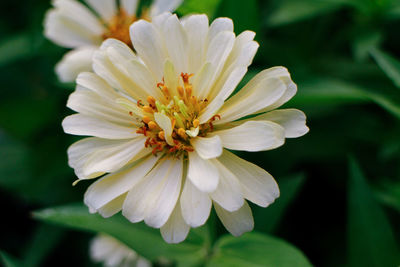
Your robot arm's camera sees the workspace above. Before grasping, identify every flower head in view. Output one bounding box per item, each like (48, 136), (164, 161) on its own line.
(90, 234), (151, 267)
(62, 13), (309, 243)
(44, 0), (183, 82)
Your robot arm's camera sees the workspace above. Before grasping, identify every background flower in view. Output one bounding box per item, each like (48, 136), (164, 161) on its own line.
(44, 0), (183, 82)
(62, 13), (308, 243)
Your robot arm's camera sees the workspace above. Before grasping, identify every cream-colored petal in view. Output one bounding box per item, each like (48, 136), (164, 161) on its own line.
(191, 135), (222, 159)
(154, 113), (174, 146)
(214, 201), (254, 237)
(160, 201), (190, 244)
(200, 31), (235, 99)
(62, 114), (138, 139)
(130, 20), (167, 80)
(207, 18), (233, 42)
(67, 88), (134, 127)
(180, 179), (212, 227)
(183, 14), (209, 74)
(68, 136), (148, 179)
(216, 77), (286, 125)
(84, 156), (159, 210)
(85, 0), (117, 22)
(210, 161), (244, 212)
(97, 192), (126, 218)
(121, 0), (139, 16)
(192, 62), (214, 98)
(188, 152), (219, 193)
(55, 46), (96, 82)
(163, 14), (188, 73)
(198, 97), (224, 124)
(251, 109), (309, 138)
(212, 121), (285, 152)
(218, 150), (280, 207)
(123, 158), (183, 229)
(150, 0), (183, 16)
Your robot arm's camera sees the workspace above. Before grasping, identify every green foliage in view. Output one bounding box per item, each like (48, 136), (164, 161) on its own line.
(177, 0), (223, 19)
(0, 251), (20, 267)
(347, 158), (400, 266)
(34, 204), (209, 266)
(207, 233), (312, 267)
(370, 48), (400, 89)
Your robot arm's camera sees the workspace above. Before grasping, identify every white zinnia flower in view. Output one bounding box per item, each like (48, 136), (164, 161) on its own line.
(62, 12), (309, 243)
(44, 0), (183, 82)
(90, 234), (151, 267)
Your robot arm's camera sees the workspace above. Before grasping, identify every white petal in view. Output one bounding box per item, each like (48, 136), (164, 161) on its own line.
(67, 88), (134, 126)
(154, 113), (174, 146)
(55, 46), (96, 82)
(84, 156), (159, 210)
(82, 137), (148, 178)
(218, 150), (280, 207)
(210, 67), (248, 102)
(85, 0), (117, 21)
(180, 179), (211, 227)
(210, 161), (244, 212)
(198, 97), (224, 124)
(208, 18), (233, 42)
(188, 152), (219, 193)
(123, 158), (183, 228)
(214, 201), (254, 237)
(184, 14), (209, 73)
(44, 0), (104, 48)
(251, 109), (309, 138)
(191, 135), (222, 159)
(62, 114), (138, 139)
(200, 31), (235, 99)
(97, 192), (126, 218)
(213, 121), (285, 152)
(160, 201), (190, 243)
(150, 0), (183, 16)
(130, 20), (167, 80)
(163, 14), (188, 73)
(216, 77), (286, 125)
(192, 62), (214, 98)
(163, 60), (179, 96)
(121, 0), (139, 16)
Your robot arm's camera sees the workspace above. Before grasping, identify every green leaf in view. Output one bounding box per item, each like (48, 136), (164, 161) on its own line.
(0, 34), (33, 67)
(0, 251), (21, 267)
(177, 0), (222, 19)
(22, 225), (64, 267)
(207, 232), (312, 267)
(370, 48), (400, 89)
(352, 31), (381, 62)
(216, 0), (260, 34)
(34, 204), (208, 266)
(347, 158), (400, 266)
(267, 0), (344, 27)
(254, 174), (306, 233)
(375, 180), (400, 213)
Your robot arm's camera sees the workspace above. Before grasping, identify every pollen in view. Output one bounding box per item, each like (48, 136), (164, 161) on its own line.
(133, 73), (220, 157)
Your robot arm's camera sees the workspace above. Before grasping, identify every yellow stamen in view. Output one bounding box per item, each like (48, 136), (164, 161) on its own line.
(193, 119), (200, 128)
(158, 131), (165, 140)
(147, 96), (156, 107)
(148, 121), (157, 130)
(142, 106), (153, 113)
(142, 116), (151, 124)
(178, 128), (187, 139)
(177, 86), (184, 97)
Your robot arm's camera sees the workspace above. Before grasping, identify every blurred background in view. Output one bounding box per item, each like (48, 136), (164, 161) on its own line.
(0, 0), (399, 266)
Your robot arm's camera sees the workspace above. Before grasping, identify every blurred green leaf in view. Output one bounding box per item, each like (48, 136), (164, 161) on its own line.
(216, 0), (260, 34)
(177, 0), (222, 18)
(266, 0), (344, 27)
(34, 204), (209, 266)
(0, 251), (20, 267)
(375, 180), (400, 213)
(352, 31), (381, 62)
(0, 33), (33, 67)
(22, 224), (64, 267)
(254, 174), (306, 233)
(207, 232), (312, 267)
(370, 48), (400, 89)
(347, 158), (400, 266)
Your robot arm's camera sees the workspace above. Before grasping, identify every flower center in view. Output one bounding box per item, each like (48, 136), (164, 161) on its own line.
(102, 9), (150, 48)
(134, 73), (220, 157)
